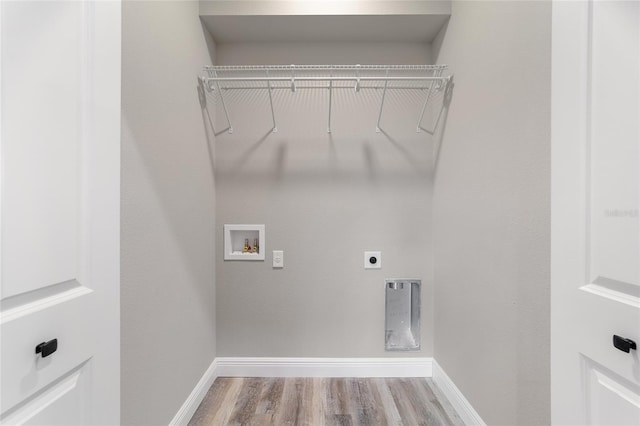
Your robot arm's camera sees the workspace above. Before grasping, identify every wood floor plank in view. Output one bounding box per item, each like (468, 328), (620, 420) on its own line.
(372, 378), (403, 426)
(273, 377), (311, 425)
(328, 414), (353, 426)
(191, 377), (244, 426)
(227, 378), (263, 426)
(425, 378), (465, 426)
(311, 377), (328, 426)
(400, 378), (446, 426)
(347, 378), (385, 426)
(188, 377), (235, 426)
(246, 413), (275, 426)
(189, 377), (461, 426)
(255, 378), (285, 415)
(299, 377), (315, 425)
(386, 378), (423, 426)
(414, 378), (455, 425)
(326, 378), (350, 416)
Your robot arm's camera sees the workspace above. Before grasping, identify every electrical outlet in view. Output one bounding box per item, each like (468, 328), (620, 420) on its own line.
(364, 251), (381, 269)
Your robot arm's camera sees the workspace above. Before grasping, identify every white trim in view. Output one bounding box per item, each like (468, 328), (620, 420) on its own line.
(169, 359), (219, 426)
(214, 357), (432, 378)
(432, 360), (486, 426)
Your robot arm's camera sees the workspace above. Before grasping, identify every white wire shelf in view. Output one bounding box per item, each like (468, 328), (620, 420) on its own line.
(200, 64), (451, 134)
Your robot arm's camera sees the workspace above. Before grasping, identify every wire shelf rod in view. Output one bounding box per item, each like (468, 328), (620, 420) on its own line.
(218, 85), (432, 90)
(204, 76), (447, 83)
(204, 64), (447, 71)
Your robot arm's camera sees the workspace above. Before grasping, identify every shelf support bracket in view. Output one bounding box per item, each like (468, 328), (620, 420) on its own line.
(213, 70), (233, 134)
(327, 67), (333, 133)
(290, 64), (296, 93)
(355, 64), (361, 93)
(266, 70), (277, 133)
(376, 69), (389, 133)
(416, 69), (443, 132)
(416, 83), (434, 133)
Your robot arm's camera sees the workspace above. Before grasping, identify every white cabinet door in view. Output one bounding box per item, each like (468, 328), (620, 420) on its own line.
(552, 1), (640, 425)
(0, 1), (120, 424)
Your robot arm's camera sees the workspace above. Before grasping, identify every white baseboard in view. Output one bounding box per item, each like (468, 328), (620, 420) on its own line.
(169, 358), (219, 426)
(432, 360), (486, 426)
(215, 357), (433, 378)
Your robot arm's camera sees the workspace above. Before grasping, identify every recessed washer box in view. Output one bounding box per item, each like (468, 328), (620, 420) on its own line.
(224, 224), (265, 261)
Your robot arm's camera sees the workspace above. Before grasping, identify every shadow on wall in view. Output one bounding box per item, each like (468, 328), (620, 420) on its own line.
(121, 23), (218, 306)
(431, 79), (454, 178)
(428, 16), (453, 178)
(198, 80), (218, 187)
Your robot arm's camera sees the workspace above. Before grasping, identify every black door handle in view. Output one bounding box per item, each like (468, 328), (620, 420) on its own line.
(613, 335), (636, 353)
(35, 339), (58, 358)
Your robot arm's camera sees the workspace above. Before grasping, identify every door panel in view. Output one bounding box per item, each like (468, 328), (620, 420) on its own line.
(583, 356), (640, 426)
(1, 363), (91, 426)
(552, 1), (640, 424)
(0, 1), (120, 424)
(1, 292), (94, 412)
(589, 0), (639, 289)
(1, 1), (82, 298)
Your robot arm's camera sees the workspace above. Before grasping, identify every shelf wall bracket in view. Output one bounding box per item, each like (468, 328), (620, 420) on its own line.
(327, 67), (333, 133)
(416, 69), (443, 133)
(213, 70), (233, 134)
(266, 70), (278, 133)
(416, 82), (435, 133)
(376, 69), (390, 133)
(290, 64), (296, 93)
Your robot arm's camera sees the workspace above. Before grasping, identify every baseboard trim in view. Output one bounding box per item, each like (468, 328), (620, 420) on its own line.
(432, 360), (486, 426)
(214, 357), (433, 378)
(169, 358), (219, 426)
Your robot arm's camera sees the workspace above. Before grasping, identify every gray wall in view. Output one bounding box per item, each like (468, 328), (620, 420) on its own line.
(121, 2), (216, 425)
(432, 2), (551, 425)
(214, 42), (437, 357)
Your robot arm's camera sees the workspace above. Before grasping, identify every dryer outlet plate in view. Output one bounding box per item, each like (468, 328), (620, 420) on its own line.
(364, 251), (381, 269)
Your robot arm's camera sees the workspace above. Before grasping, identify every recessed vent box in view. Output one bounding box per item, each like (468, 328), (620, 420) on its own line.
(385, 279), (421, 351)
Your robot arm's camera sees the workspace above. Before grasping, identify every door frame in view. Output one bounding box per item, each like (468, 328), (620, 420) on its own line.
(551, 0), (640, 424)
(550, 0), (592, 422)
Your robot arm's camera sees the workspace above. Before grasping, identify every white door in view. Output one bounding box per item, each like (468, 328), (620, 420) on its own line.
(0, 1), (120, 424)
(552, 1), (640, 425)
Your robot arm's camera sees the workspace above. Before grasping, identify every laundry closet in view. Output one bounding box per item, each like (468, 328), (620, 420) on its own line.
(125, 2), (549, 425)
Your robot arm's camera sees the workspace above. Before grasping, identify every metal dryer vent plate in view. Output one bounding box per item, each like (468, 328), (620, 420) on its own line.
(385, 279), (420, 351)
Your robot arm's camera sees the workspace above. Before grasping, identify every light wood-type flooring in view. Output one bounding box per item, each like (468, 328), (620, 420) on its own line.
(188, 377), (464, 426)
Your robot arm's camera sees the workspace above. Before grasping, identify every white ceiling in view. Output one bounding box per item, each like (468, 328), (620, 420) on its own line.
(200, 14), (450, 43)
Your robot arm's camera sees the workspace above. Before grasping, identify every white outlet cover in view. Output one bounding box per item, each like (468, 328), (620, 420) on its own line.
(364, 251), (381, 269)
(273, 250), (284, 268)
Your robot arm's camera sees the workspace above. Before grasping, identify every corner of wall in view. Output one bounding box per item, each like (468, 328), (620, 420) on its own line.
(432, 1), (551, 425)
(121, 1), (218, 424)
